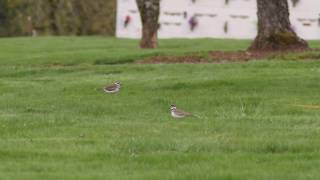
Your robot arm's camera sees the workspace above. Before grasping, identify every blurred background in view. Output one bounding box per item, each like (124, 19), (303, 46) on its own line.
(0, 0), (319, 39)
(117, 0), (320, 40)
(0, 0), (116, 37)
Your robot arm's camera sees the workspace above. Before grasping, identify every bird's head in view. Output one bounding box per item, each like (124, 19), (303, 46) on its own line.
(115, 81), (121, 87)
(170, 104), (177, 111)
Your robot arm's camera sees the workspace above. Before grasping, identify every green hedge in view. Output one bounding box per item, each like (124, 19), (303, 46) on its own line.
(0, 0), (116, 37)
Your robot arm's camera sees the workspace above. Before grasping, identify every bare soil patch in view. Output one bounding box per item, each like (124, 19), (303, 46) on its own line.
(138, 55), (206, 64)
(138, 49), (320, 64)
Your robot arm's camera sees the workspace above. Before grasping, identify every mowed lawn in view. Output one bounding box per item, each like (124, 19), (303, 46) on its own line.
(1, 37), (320, 179)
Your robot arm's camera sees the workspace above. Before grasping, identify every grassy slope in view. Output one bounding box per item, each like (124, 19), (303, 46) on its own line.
(0, 37), (253, 65)
(0, 37), (320, 179)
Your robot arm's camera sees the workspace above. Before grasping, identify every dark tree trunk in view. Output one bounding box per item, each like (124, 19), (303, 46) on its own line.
(249, 0), (309, 51)
(136, 0), (160, 49)
(0, 0), (6, 24)
(0, 0), (8, 36)
(48, 0), (59, 35)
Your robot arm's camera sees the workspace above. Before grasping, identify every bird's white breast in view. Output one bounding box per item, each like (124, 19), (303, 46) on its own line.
(171, 111), (184, 118)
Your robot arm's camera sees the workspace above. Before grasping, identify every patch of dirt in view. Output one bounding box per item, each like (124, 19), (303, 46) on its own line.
(209, 51), (262, 62)
(138, 55), (207, 64)
(138, 49), (320, 64)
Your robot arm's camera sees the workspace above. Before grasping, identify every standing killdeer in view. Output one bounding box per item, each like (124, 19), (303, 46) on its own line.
(170, 104), (192, 118)
(103, 81), (121, 93)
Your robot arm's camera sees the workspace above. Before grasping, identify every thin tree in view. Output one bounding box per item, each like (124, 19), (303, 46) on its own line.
(0, 0), (8, 36)
(136, 0), (160, 49)
(48, 0), (59, 35)
(249, 0), (309, 51)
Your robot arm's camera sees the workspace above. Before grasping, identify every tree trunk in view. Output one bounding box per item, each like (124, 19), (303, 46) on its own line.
(48, 0), (59, 35)
(0, 0), (6, 24)
(249, 0), (309, 51)
(136, 0), (160, 49)
(0, 0), (8, 36)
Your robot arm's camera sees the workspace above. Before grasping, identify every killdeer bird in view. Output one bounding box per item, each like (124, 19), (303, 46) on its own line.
(103, 81), (121, 93)
(170, 104), (192, 118)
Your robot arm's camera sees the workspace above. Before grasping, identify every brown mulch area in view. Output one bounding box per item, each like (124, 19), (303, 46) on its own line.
(138, 49), (320, 64)
(137, 55), (206, 64)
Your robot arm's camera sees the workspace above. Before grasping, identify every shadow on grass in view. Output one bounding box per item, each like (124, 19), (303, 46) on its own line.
(159, 81), (236, 91)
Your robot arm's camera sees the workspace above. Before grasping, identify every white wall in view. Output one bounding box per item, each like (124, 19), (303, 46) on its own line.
(116, 0), (320, 40)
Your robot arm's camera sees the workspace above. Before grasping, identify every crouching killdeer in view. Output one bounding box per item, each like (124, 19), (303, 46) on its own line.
(103, 81), (121, 93)
(170, 104), (192, 118)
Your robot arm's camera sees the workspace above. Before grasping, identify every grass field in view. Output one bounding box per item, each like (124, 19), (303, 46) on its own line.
(1, 37), (320, 179)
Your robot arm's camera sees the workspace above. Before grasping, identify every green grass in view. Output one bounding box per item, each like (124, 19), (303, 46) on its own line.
(0, 37), (253, 65)
(0, 37), (320, 179)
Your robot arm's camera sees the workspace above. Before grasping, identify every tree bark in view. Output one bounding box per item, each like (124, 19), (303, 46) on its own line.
(48, 0), (59, 35)
(0, 0), (6, 24)
(136, 0), (160, 49)
(249, 0), (309, 51)
(0, 0), (8, 36)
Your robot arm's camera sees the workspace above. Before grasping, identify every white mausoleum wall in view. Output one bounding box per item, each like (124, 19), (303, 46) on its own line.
(116, 0), (320, 40)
